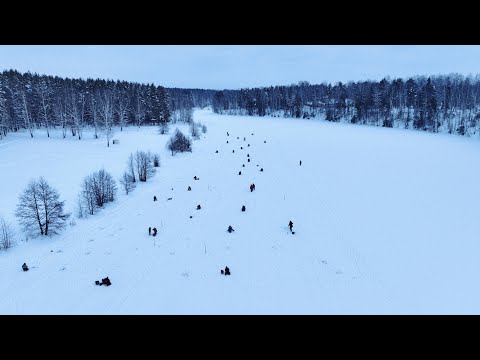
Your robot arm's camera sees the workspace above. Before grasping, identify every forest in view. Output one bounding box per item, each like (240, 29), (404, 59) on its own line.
(212, 74), (480, 136)
(2, 69), (480, 140)
(0, 69), (213, 141)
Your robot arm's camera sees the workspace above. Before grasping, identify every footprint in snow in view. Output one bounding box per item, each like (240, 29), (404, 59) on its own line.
(85, 251), (91, 255)
(181, 272), (190, 278)
(321, 260), (328, 265)
(56, 250), (63, 253)
(335, 270), (343, 275)
(88, 239), (94, 242)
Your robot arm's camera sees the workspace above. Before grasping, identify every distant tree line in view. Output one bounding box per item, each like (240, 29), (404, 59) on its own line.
(0, 70), (214, 141)
(212, 74), (480, 136)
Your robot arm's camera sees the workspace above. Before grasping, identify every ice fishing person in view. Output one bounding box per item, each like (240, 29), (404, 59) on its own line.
(22, 263), (29, 272)
(288, 221), (294, 234)
(149, 227), (151, 235)
(227, 225), (234, 233)
(152, 227), (157, 236)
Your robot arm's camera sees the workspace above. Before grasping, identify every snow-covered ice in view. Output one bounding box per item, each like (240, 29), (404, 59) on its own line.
(0, 109), (479, 314)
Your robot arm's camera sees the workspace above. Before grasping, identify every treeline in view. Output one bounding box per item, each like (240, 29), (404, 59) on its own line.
(0, 69), (213, 141)
(212, 74), (480, 136)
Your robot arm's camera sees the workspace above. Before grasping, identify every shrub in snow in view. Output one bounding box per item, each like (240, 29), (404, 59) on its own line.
(0, 216), (15, 250)
(190, 122), (200, 140)
(201, 124), (207, 133)
(119, 170), (136, 195)
(159, 122), (170, 135)
(153, 153), (161, 167)
(167, 129), (192, 156)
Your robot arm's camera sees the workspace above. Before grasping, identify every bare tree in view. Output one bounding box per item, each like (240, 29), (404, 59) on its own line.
(54, 95), (68, 139)
(119, 171), (136, 195)
(67, 90), (81, 138)
(128, 153), (136, 183)
(0, 215), (15, 250)
(133, 150), (156, 182)
(15, 89), (34, 138)
(80, 177), (96, 216)
(80, 169), (117, 215)
(116, 90), (130, 131)
(68, 91), (86, 140)
(15, 177), (70, 236)
(135, 92), (146, 128)
(0, 88), (6, 141)
(100, 91), (114, 147)
(89, 92), (99, 139)
(38, 79), (52, 138)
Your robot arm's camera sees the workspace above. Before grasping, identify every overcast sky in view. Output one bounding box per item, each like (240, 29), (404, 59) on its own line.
(0, 45), (478, 90)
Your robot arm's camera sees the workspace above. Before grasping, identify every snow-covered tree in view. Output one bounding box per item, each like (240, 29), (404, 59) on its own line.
(167, 129), (192, 155)
(119, 171), (136, 195)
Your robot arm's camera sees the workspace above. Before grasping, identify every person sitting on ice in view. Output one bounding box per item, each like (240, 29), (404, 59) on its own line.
(227, 225), (234, 233)
(224, 266), (231, 275)
(188, 186), (191, 191)
(153, 196), (157, 201)
(197, 204), (201, 210)
(101, 277), (111, 286)
(22, 263), (29, 272)
(241, 205), (246, 212)
(152, 227), (157, 236)
(194, 176), (199, 180)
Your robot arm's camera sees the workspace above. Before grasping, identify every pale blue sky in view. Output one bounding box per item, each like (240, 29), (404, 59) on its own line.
(0, 45), (478, 89)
